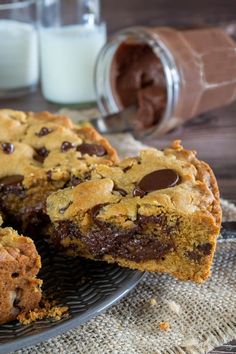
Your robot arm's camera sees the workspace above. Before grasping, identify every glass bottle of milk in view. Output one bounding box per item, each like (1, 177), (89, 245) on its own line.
(0, 1), (39, 98)
(40, 0), (106, 106)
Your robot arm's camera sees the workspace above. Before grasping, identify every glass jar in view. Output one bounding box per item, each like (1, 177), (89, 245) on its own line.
(0, 0), (39, 98)
(95, 26), (236, 137)
(39, 0), (106, 106)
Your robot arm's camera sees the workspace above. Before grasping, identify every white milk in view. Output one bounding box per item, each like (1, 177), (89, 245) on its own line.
(0, 20), (39, 90)
(40, 24), (106, 104)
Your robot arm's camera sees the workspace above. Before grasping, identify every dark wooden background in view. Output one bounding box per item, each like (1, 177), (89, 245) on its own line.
(0, 1), (235, 352)
(102, 0), (236, 32)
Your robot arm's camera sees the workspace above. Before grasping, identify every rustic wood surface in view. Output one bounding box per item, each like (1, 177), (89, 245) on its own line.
(0, 1), (235, 353)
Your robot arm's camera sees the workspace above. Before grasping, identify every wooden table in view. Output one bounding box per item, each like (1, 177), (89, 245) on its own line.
(0, 1), (235, 352)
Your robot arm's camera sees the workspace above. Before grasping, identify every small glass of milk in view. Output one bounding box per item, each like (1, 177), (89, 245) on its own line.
(0, 1), (39, 98)
(39, 0), (107, 106)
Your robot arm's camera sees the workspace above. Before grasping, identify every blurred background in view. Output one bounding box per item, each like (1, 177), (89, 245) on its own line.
(101, 0), (236, 33)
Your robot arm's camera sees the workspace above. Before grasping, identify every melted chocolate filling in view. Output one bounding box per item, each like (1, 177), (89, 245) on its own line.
(52, 212), (177, 262)
(186, 243), (212, 263)
(52, 220), (82, 247)
(0, 175), (24, 195)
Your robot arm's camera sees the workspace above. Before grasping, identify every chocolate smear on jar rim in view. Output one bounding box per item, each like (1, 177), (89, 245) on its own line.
(134, 169), (179, 195)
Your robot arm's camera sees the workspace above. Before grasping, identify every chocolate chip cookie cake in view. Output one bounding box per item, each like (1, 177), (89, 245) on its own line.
(47, 140), (221, 283)
(0, 109), (221, 324)
(0, 109), (118, 233)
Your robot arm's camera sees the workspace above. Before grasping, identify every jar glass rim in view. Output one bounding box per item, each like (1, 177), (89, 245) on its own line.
(95, 26), (180, 137)
(0, 0), (38, 11)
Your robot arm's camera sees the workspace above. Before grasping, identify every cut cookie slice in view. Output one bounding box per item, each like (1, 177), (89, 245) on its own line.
(0, 225), (42, 324)
(46, 140), (222, 283)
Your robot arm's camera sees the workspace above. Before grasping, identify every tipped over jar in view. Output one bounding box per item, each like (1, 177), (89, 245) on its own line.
(95, 26), (236, 137)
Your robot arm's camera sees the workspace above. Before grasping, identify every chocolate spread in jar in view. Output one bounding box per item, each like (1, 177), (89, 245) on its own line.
(110, 42), (167, 130)
(106, 27), (236, 135)
(149, 27), (236, 123)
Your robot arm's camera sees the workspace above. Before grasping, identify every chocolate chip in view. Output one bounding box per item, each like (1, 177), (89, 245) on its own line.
(12, 272), (19, 278)
(133, 185), (146, 197)
(136, 169), (179, 194)
(34, 147), (49, 163)
(90, 204), (106, 227)
(186, 243), (212, 262)
(186, 250), (201, 262)
(123, 165), (132, 172)
(0, 175), (24, 187)
(196, 243), (212, 255)
(137, 214), (165, 226)
(36, 147), (49, 158)
(113, 186), (127, 196)
(68, 175), (82, 187)
(1, 142), (14, 154)
(77, 143), (107, 156)
(35, 127), (53, 137)
(59, 201), (72, 214)
(83, 171), (91, 180)
(61, 141), (75, 152)
(91, 204), (103, 219)
(47, 170), (52, 181)
(33, 154), (44, 163)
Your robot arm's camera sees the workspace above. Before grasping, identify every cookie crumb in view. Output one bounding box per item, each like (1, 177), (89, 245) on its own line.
(150, 298), (157, 306)
(17, 299), (69, 325)
(159, 321), (170, 331)
(165, 300), (181, 315)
